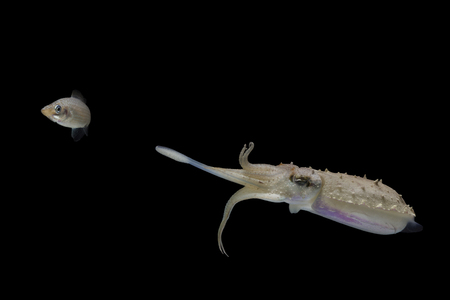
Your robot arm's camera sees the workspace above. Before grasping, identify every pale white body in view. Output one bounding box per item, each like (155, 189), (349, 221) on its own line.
(41, 90), (90, 141)
(156, 143), (422, 256)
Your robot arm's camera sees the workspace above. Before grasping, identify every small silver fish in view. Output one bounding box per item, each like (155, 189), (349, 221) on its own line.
(41, 90), (91, 141)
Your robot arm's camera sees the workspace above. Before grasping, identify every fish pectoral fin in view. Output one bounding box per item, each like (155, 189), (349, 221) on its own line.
(218, 187), (284, 256)
(72, 127), (86, 142)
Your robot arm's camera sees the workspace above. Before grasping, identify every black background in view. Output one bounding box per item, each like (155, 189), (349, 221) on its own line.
(7, 5), (444, 296)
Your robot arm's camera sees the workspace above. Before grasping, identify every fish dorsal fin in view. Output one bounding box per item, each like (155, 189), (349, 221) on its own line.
(71, 90), (86, 103)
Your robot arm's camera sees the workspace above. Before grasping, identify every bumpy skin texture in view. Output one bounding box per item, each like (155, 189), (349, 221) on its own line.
(156, 143), (422, 256)
(316, 170), (415, 216)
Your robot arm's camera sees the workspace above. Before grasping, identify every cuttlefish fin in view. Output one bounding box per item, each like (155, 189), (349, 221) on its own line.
(218, 187), (284, 257)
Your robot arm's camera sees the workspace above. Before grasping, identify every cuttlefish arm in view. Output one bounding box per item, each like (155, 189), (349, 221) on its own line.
(217, 187), (283, 256)
(155, 143), (287, 256)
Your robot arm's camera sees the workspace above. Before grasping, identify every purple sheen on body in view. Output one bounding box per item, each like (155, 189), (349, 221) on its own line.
(311, 195), (410, 234)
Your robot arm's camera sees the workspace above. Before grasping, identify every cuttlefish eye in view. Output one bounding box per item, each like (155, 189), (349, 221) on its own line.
(291, 175), (311, 187)
(54, 105), (61, 114)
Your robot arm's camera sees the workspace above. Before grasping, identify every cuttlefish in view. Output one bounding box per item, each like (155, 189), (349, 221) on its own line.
(156, 142), (422, 256)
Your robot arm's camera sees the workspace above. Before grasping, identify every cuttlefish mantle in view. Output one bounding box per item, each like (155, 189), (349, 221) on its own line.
(155, 143), (422, 256)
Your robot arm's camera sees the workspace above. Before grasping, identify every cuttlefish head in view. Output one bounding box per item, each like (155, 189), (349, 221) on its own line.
(41, 99), (70, 124)
(275, 166), (322, 204)
(206, 142), (323, 204)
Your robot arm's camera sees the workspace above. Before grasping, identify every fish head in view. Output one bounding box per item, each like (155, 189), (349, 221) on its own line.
(41, 99), (70, 124)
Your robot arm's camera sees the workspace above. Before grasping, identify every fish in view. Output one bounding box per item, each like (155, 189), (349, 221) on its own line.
(41, 90), (91, 141)
(156, 142), (422, 256)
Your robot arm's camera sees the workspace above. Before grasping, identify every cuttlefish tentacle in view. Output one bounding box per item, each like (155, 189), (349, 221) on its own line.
(155, 146), (250, 185)
(156, 145), (283, 188)
(156, 144), (287, 255)
(218, 187), (284, 257)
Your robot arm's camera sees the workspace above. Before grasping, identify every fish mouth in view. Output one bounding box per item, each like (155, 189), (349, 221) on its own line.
(41, 107), (59, 122)
(41, 107), (53, 117)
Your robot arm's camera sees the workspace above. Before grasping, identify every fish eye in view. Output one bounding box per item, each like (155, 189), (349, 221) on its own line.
(291, 175), (311, 187)
(55, 105), (61, 114)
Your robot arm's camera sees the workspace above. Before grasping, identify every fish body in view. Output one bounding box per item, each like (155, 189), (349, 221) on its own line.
(41, 90), (90, 141)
